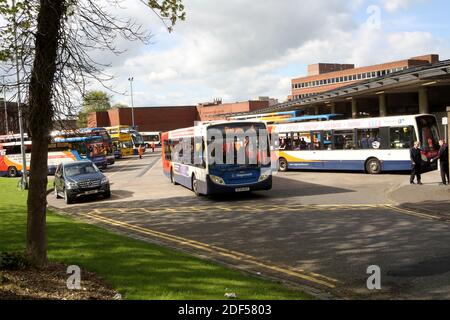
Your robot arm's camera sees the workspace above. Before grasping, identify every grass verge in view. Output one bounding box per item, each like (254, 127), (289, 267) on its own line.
(0, 177), (310, 300)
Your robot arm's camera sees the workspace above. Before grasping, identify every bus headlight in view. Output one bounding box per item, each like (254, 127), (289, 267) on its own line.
(259, 172), (271, 182)
(210, 175), (225, 185)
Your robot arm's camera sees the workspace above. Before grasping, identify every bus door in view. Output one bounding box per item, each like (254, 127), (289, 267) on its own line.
(310, 131), (324, 168)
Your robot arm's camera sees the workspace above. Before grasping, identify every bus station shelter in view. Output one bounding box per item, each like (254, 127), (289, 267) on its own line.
(237, 60), (450, 136)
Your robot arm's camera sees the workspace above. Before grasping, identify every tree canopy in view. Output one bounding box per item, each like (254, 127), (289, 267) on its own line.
(77, 90), (112, 127)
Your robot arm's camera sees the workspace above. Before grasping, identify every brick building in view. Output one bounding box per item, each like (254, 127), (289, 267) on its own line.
(197, 99), (272, 121)
(87, 98), (275, 132)
(87, 105), (198, 132)
(290, 54), (440, 100)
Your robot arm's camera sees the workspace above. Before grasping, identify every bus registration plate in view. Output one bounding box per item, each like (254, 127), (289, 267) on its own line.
(235, 187), (250, 193)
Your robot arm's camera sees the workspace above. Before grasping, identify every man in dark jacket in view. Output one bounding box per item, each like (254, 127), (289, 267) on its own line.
(410, 141), (423, 185)
(431, 140), (449, 185)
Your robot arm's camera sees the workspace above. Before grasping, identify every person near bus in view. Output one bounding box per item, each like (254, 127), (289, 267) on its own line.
(151, 142), (155, 153)
(431, 139), (449, 185)
(410, 141), (423, 185)
(138, 144), (144, 159)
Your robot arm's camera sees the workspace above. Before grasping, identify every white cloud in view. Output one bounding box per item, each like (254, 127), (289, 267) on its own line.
(83, 0), (449, 106)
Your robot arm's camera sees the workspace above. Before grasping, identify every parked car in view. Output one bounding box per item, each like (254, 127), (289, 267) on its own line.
(54, 160), (111, 204)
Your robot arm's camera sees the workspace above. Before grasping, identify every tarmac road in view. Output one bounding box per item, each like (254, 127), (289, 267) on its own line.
(48, 152), (450, 299)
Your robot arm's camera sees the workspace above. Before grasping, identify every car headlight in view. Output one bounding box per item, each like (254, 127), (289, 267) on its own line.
(210, 175), (225, 185)
(101, 177), (109, 185)
(259, 172), (271, 182)
(66, 181), (78, 189)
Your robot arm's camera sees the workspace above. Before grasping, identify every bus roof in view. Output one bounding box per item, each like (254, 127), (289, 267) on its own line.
(275, 114), (434, 133)
(166, 120), (268, 139)
(54, 136), (103, 143)
(278, 114), (344, 123)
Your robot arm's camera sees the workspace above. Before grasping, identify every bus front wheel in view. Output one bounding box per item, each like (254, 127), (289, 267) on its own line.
(278, 158), (288, 172)
(170, 168), (178, 185)
(7, 166), (18, 177)
(192, 175), (201, 197)
(366, 158), (381, 175)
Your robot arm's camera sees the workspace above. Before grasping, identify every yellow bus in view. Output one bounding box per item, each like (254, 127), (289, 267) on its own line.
(106, 126), (134, 158)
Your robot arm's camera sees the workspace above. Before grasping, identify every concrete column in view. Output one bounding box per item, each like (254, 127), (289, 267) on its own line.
(379, 93), (387, 117)
(330, 102), (336, 114)
(418, 87), (429, 114)
(314, 105), (320, 115)
(351, 99), (358, 119)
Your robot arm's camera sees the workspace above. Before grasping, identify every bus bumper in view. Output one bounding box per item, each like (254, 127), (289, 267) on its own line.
(204, 175), (272, 195)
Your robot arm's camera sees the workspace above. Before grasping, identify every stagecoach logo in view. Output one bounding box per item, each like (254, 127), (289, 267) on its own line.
(232, 172), (253, 178)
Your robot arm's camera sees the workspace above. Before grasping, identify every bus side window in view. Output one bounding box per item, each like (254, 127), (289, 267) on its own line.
(164, 140), (171, 160)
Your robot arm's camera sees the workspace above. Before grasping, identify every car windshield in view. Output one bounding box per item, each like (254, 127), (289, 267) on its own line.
(65, 163), (99, 177)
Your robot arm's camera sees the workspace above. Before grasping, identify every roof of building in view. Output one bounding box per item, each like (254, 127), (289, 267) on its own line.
(230, 59), (450, 116)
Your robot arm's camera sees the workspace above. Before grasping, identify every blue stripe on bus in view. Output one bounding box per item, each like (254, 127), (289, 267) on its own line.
(287, 160), (411, 172)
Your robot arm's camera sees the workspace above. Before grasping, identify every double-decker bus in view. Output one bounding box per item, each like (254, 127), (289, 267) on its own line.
(53, 135), (108, 169)
(0, 135), (79, 177)
(106, 126), (134, 158)
(79, 127), (115, 165)
(141, 131), (161, 148)
(162, 121), (273, 196)
(273, 114), (440, 174)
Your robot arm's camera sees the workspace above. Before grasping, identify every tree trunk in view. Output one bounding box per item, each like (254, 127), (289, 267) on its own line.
(26, 0), (66, 267)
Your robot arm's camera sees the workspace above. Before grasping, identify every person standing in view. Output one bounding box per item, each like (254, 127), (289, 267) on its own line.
(431, 139), (449, 185)
(138, 144), (144, 159)
(410, 141), (423, 185)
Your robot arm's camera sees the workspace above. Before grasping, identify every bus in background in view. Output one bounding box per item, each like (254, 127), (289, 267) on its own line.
(127, 128), (145, 155)
(0, 138), (79, 177)
(274, 114), (440, 174)
(228, 110), (303, 124)
(0, 133), (32, 153)
(79, 127), (115, 165)
(141, 131), (161, 148)
(106, 126), (134, 158)
(276, 114), (346, 124)
(53, 135), (108, 169)
(162, 121), (272, 196)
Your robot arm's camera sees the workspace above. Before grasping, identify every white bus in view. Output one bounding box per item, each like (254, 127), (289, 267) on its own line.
(141, 131), (161, 148)
(273, 114), (440, 174)
(162, 121), (273, 196)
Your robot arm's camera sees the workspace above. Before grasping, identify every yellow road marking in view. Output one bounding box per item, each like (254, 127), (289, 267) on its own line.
(77, 210), (338, 289)
(385, 204), (442, 221)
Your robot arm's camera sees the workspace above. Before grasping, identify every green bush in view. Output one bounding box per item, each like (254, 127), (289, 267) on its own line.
(0, 252), (30, 270)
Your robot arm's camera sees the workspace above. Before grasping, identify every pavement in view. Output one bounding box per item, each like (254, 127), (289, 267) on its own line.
(47, 151), (450, 300)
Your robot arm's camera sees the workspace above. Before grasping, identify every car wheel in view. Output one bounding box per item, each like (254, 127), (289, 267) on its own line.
(7, 166), (18, 177)
(192, 175), (201, 197)
(278, 158), (288, 172)
(170, 168), (178, 185)
(104, 191), (111, 199)
(366, 158), (381, 175)
(64, 189), (73, 205)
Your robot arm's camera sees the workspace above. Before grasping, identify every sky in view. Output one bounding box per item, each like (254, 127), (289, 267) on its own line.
(89, 0), (450, 107)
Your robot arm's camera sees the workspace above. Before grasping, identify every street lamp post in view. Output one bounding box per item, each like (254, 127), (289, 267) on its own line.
(128, 77), (135, 129)
(12, 0), (28, 189)
(2, 76), (8, 134)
